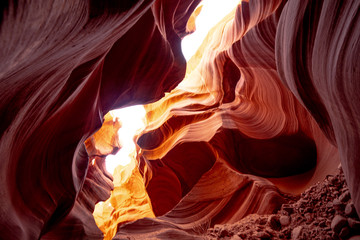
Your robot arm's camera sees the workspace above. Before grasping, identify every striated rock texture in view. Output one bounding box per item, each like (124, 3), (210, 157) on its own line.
(207, 167), (360, 240)
(0, 0), (359, 239)
(0, 0), (199, 239)
(276, 0), (360, 217)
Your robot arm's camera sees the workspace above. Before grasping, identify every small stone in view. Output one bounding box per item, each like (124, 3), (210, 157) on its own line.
(292, 226), (303, 240)
(268, 215), (281, 230)
(282, 204), (294, 215)
(298, 207), (304, 214)
(230, 235), (242, 240)
(319, 220), (327, 228)
(345, 203), (357, 217)
(326, 175), (334, 182)
(348, 235), (360, 240)
(239, 233), (247, 239)
(256, 231), (271, 239)
(339, 191), (351, 203)
(348, 218), (360, 230)
(331, 215), (348, 233)
(321, 212), (329, 218)
(259, 217), (267, 225)
(219, 228), (231, 237)
(213, 226), (220, 233)
(333, 199), (345, 212)
(280, 215), (291, 226)
(305, 213), (313, 223)
(298, 199), (306, 206)
(326, 202), (333, 208)
(339, 226), (350, 239)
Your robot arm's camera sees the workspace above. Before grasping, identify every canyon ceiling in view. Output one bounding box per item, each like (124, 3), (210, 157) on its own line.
(0, 0), (359, 239)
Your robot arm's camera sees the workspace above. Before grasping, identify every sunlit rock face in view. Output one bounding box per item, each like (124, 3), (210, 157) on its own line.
(0, 0), (359, 240)
(120, 1), (340, 237)
(0, 0), (199, 239)
(276, 0), (360, 216)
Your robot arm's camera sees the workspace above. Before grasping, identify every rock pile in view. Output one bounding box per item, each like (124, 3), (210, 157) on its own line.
(207, 167), (360, 239)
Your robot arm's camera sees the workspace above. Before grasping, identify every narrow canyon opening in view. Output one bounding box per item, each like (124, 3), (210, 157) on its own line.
(86, 0), (342, 239)
(90, 2), (241, 239)
(1, 0), (359, 239)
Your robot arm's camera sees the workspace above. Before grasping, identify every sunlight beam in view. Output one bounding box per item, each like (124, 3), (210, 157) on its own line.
(181, 0), (240, 61)
(104, 105), (146, 175)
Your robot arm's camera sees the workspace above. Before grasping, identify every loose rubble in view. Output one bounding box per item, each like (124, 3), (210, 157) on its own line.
(207, 167), (360, 239)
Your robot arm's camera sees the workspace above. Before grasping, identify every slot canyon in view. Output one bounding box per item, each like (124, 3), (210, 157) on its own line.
(0, 0), (359, 239)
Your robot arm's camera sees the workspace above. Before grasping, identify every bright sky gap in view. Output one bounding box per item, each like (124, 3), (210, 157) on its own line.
(181, 0), (240, 60)
(104, 0), (240, 175)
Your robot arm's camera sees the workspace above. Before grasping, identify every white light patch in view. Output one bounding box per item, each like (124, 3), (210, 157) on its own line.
(105, 105), (146, 175)
(181, 0), (240, 61)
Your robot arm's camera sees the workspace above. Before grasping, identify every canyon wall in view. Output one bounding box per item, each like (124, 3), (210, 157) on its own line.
(0, 0), (199, 238)
(0, 0), (358, 239)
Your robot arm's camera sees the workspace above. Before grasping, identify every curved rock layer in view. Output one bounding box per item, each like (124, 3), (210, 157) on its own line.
(0, 0), (358, 239)
(0, 0), (199, 239)
(276, 0), (360, 215)
(113, 1), (343, 237)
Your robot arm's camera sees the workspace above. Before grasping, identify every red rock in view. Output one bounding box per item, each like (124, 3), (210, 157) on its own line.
(0, 0), (197, 238)
(239, 233), (247, 239)
(339, 191), (351, 203)
(268, 215), (281, 231)
(339, 226), (350, 239)
(219, 228), (231, 238)
(331, 215), (348, 233)
(281, 204), (294, 215)
(291, 226), (304, 240)
(349, 236), (360, 240)
(276, 0), (360, 218)
(256, 231), (271, 239)
(305, 213), (314, 223)
(345, 203), (357, 217)
(1, 0), (359, 238)
(279, 216), (291, 226)
(348, 218), (360, 230)
(319, 220), (327, 228)
(333, 199), (346, 212)
(231, 235), (242, 240)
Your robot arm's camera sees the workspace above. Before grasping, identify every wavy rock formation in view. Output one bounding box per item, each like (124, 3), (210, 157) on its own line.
(113, 1), (341, 237)
(276, 0), (360, 215)
(0, 0), (199, 238)
(0, 0), (358, 239)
